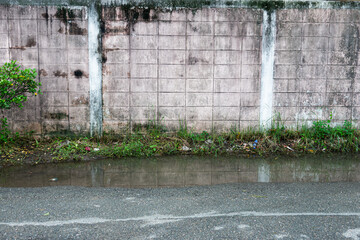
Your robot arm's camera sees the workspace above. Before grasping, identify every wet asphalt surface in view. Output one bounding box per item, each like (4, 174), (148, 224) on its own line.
(0, 183), (360, 239)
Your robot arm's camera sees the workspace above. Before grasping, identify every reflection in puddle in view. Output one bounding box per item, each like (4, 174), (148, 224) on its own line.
(258, 163), (270, 183)
(0, 154), (359, 188)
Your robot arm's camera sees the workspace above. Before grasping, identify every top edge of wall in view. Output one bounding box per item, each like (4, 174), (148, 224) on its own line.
(1, 0), (360, 10)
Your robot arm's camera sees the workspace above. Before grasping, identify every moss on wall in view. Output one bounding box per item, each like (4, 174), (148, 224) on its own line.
(1, 0), (360, 10)
(246, 1), (285, 11)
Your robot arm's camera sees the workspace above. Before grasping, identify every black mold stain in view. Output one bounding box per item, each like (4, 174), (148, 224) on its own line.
(46, 112), (68, 120)
(42, 7), (51, 33)
(247, 1), (285, 12)
(26, 37), (36, 48)
(74, 70), (83, 78)
(142, 8), (151, 21)
(118, 6), (158, 33)
(151, 12), (158, 21)
(39, 69), (48, 77)
(104, 22), (129, 35)
(55, 7), (86, 35)
(53, 70), (68, 78)
(341, 25), (359, 80)
(42, 12), (49, 20)
(188, 56), (209, 65)
(10, 37), (36, 50)
(121, 5), (139, 24)
(102, 53), (107, 63)
(55, 7), (75, 24)
(103, 7), (117, 21)
(100, 20), (106, 34)
(132, 11), (140, 23)
(55, 7), (67, 21)
(68, 22), (88, 35)
(189, 23), (212, 35)
(188, 57), (198, 65)
(101, 4), (160, 35)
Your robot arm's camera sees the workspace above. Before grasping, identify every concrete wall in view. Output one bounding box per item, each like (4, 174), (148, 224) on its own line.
(102, 8), (262, 132)
(274, 9), (360, 127)
(1, 2), (360, 135)
(0, 6), (89, 134)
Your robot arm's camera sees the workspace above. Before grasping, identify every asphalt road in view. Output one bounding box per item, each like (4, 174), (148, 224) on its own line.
(1, 183), (360, 239)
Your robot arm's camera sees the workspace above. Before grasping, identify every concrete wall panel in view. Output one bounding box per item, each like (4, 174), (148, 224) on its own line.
(2, 4), (360, 134)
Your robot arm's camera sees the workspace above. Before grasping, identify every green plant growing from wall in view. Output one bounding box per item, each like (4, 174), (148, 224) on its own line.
(0, 61), (41, 142)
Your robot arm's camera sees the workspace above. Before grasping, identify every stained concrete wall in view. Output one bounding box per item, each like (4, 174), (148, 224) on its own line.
(274, 9), (360, 127)
(1, 2), (360, 135)
(102, 8), (262, 132)
(0, 6), (89, 134)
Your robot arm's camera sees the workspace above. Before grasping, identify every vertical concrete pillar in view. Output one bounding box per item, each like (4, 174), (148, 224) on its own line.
(88, 3), (103, 137)
(260, 10), (276, 129)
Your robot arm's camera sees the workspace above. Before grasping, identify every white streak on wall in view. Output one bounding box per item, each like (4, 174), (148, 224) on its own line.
(88, 3), (103, 137)
(260, 10), (276, 130)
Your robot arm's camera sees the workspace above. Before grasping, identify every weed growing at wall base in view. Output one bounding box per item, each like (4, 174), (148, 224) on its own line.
(1, 116), (360, 167)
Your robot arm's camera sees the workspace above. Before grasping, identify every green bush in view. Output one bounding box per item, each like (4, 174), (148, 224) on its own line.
(0, 117), (10, 143)
(0, 61), (41, 142)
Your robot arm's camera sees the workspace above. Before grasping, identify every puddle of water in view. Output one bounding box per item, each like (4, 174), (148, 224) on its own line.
(0, 154), (359, 188)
